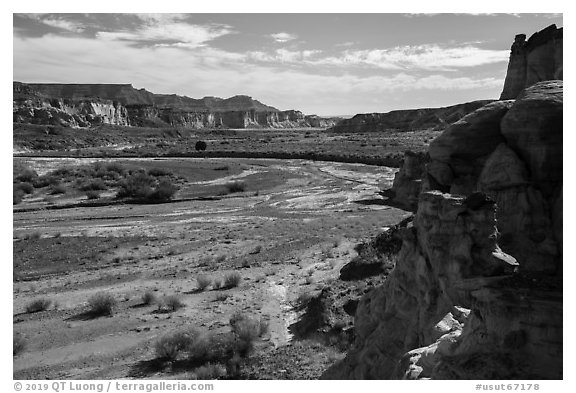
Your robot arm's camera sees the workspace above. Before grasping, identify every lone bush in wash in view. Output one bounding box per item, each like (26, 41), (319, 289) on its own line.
(195, 140), (207, 151)
(26, 298), (52, 313)
(13, 334), (26, 356)
(88, 292), (117, 316)
(146, 180), (178, 203)
(224, 272), (242, 288)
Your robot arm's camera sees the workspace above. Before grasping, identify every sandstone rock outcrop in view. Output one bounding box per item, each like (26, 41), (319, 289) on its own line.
(328, 100), (493, 133)
(500, 24), (562, 100)
(324, 79), (562, 379)
(13, 82), (339, 129)
(384, 151), (427, 211)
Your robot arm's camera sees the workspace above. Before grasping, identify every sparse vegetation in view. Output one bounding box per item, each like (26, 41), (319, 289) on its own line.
(196, 275), (212, 291)
(155, 330), (199, 361)
(158, 295), (184, 312)
(26, 298), (52, 313)
(87, 292), (117, 316)
(191, 363), (227, 380)
(224, 272), (242, 288)
(13, 334), (26, 356)
(141, 291), (156, 305)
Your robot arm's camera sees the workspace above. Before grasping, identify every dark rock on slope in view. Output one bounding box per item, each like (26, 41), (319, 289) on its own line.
(500, 24), (563, 100)
(328, 100), (493, 133)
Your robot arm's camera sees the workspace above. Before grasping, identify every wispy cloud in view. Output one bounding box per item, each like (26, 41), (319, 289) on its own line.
(312, 45), (509, 71)
(270, 32), (297, 43)
(40, 18), (85, 33)
(96, 14), (233, 48)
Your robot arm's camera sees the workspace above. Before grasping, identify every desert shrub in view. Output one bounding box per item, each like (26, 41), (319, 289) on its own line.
(215, 255), (226, 263)
(229, 312), (268, 354)
(195, 140), (207, 151)
(155, 330), (199, 361)
(85, 190), (100, 200)
(225, 181), (246, 193)
(32, 175), (59, 188)
(79, 179), (107, 191)
(116, 173), (177, 203)
(13, 188), (24, 205)
(158, 295), (184, 312)
(212, 278), (223, 290)
(104, 162), (125, 175)
(197, 275), (212, 291)
(142, 291), (156, 305)
(214, 293), (229, 302)
(15, 182), (34, 194)
(13, 334), (26, 356)
(88, 292), (117, 316)
(224, 272), (242, 288)
(191, 363), (226, 380)
(116, 172), (154, 199)
(15, 168), (38, 183)
(26, 298), (52, 313)
(146, 180), (178, 202)
(49, 184), (66, 195)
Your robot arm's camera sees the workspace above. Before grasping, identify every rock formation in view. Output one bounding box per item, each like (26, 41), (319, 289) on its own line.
(328, 100), (493, 133)
(324, 77), (562, 379)
(500, 24), (562, 100)
(13, 82), (339, 129)
(384, 151), (427, 211)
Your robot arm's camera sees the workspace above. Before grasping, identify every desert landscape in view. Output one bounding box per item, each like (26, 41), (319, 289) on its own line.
(13, 14), (562, 380)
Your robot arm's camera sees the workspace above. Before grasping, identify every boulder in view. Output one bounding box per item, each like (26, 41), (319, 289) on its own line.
(428, 100), (514, 183)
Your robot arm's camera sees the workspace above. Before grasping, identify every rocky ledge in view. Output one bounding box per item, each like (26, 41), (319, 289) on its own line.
(324, 80), (562, 379)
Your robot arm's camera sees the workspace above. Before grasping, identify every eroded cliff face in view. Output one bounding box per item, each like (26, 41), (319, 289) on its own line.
(324, 80), (562, 380)
(500, 24), (562, 100)
(13, 82), (338, 129)
(13, 97), (130, 127)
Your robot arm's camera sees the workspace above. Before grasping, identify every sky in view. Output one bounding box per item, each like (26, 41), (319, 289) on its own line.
(13, 13), (563, 116)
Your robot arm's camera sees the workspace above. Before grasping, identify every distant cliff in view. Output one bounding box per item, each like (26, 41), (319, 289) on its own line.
(328, 100), (493, 133)
(500, 24), (562, 100)
(12, 82), (339, 129)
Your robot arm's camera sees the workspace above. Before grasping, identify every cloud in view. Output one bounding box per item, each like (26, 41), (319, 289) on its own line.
(313, 45), (509, 71)
(270, 32), (297, 43)
(96, 14), (233, 48)
(41, 18), (85, 33)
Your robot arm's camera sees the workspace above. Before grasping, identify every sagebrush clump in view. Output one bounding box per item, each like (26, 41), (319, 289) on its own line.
(26, 298), (52, 313)
(224, 272), (242, 288)
(88, 292), (117, 316)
